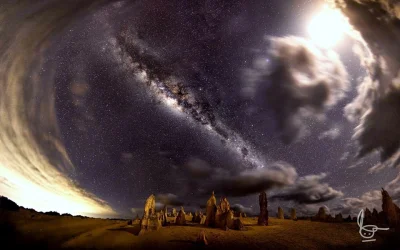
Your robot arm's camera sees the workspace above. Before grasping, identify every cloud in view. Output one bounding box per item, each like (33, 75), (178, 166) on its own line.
(175, 158), (298, 197)
(335, 0), (400, 165)
(318, 125), (341, 140)
(385, 173), (400, 202)
(178, 158), (341, 202)
(130, 207), (143, 216)
(199, 161), (298, 197)
(155, 193), (184, 206)
(231, 203), (254, 214)
(271, 173), (343, 204)
(332, 190), (382, 216)
(0, 1), (116, 218)
(246, 36), (348, 143)
(332, 171), (400, 216)
(297, 204), (331, 216)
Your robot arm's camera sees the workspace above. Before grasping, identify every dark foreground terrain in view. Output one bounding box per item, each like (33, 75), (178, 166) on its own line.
(1, 207), (400, 250)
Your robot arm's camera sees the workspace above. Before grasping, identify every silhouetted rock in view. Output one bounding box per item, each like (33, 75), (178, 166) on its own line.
(277, 207), (284, 219)
(0, 196), (19, 211)
(175, 207), (186, 225)
(334, 213), (343, 223)
(378, 211), (388, 225)
(372, 208), (379, 219)
(290, 208), (297, 220)
(382, 188), (400, 230)
(233, 218), (244, 230)
(139, 194), (161, 235)
(365, 208), (372, 218)
(344, 215), (352, 222)
(61, 213), (72, 216)
(258, 191), (269, 226)
(45, 211), (60, 216)
(205, 191), (217, 227)
(326, 214), (334, 222)
(314, 207), (327, 221)
(196, 231), (208, 246)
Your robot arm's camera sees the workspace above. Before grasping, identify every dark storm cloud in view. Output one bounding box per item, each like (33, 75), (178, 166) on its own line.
(179, 159), (343, 200)
(155, 193), (184, 206)
(179, 158), (298, 197)
(271, 173), (343, 204)
(246, 36), (349, 143)
(335, 0), (400, 166)
(204, 162), (298, 197)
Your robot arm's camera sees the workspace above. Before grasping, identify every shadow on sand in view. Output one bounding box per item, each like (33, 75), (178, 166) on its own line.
(107, 224), (141, 236)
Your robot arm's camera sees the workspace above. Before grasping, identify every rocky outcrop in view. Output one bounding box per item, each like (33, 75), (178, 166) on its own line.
(219, 197), (230, 212)
(161, 205), (169, 226)
(203, 194), (244, 230)
(314, 207), (327, 221)
(192, 211), (202, 223)
(172, 208), (177, 217)
(175, 207), (186, 225)
(382, 188), (400, 229)
(205, 191), (217, 227)
(277, 207), (284, 219)
(200, 214), (206, 224)
(344, 214), (352, 222)
(372, 208), (379, 219)
(139, 194), (162, 235)
(216, 209), (234, 230)
(334, 213), (343, 223)
(215, 197), (231, 228)
(290, 208), (297, 220)
(233, 217), (245, 230)
(258, 191), (269, 226)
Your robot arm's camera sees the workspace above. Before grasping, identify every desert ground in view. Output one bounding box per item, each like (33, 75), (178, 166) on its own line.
(1, 208), (399, 250)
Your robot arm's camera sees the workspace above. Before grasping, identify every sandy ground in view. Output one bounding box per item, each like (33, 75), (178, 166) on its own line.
(1, 209), (398, 249)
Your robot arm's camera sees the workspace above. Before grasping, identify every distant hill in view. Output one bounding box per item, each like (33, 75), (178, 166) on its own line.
(0, 196), (19, 211)
(0, 196), (128, 220)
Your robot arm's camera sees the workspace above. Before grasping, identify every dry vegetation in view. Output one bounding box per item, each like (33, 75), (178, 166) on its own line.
(2, 209), (398, 249)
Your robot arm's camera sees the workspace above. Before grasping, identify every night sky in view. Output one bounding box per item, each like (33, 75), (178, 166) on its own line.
(1, 0), (399, 219)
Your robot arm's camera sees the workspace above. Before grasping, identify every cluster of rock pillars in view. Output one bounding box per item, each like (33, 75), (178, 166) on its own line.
(135, 189), (400, 235)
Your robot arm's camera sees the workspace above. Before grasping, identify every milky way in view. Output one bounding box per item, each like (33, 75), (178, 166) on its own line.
(109, 23), (268, 169)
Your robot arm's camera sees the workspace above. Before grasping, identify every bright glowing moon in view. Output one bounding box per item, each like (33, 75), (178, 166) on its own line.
(307, 5), (351, 48)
